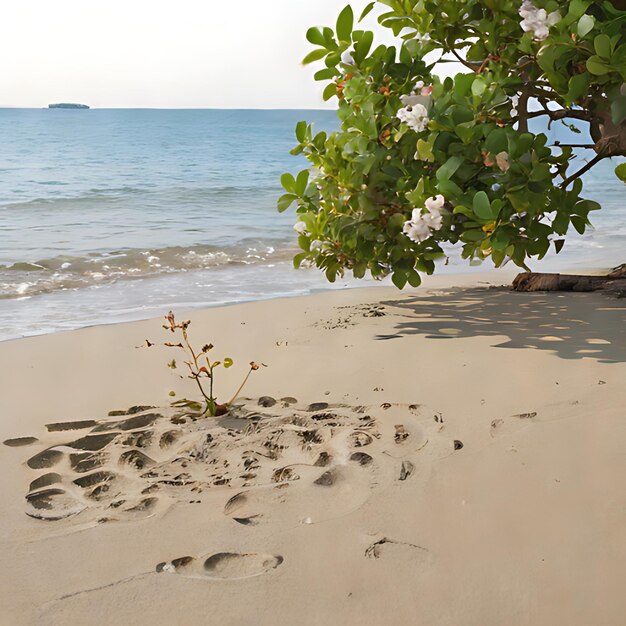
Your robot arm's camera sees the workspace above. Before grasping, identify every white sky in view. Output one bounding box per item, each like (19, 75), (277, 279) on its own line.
(0, 0), (383, 108)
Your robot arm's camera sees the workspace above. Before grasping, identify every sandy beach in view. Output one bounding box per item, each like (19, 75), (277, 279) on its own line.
(1, 270), (625, 625)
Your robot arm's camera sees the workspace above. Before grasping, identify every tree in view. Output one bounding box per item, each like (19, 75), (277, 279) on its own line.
(278, 0), (626, 291)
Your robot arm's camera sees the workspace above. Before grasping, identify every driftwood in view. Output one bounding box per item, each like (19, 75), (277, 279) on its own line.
(512, 264), (626, 296)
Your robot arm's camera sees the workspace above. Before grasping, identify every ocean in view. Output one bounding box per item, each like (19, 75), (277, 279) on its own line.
(0, 108), (624, 341)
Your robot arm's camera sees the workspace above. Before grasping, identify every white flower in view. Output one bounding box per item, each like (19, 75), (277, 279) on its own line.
(415, 80), (424, 89)
(310, 239), (323, 251)
(519, 1), (560, 41)
(406, 220), (431, 243)
(422, 212), (443, 231)
(341, 50), (354, 65)
(403, 195), (447, 243)
(294, 221), (307, 234)
(510, 108), (518, 116)
(396, 103), (429, 133)
(424, 194), (445, 213)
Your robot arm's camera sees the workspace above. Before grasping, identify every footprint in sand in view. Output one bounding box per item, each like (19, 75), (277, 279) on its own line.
(12, 399), (448, 531)
(223, 465), (372, 527)
(490, 411), (538, 438)
(156, 552), (283, 580)
(365, 537), (430, 566)
(25, 488), (86, 521)
(3, 436), (39, 447)
(29, 472), (62, 491)
(45, 420), (97, 432)
(26, 448), (65, 469)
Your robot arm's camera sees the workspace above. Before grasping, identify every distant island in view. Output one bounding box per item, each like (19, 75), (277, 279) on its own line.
(48, 103), (89, 109)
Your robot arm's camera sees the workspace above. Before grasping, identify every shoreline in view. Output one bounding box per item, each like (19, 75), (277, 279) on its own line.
(0, 262), (617, 344)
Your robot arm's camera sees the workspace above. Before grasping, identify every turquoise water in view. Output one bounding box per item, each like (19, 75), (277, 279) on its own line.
(0, 108), (623, 340)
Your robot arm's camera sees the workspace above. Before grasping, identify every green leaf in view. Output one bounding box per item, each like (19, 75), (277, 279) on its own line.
(171, 399), (203, 411)
(568, 0), (591, 22)
(566, 73), (590, 103)
(452, 205), (473, 217)
(406, 269), (422, 288)
(571, 216), (587, 235)
(552, 212), (569, 235)
(293, 252), (308, 268)
(336, 5), (354, 42)
(391, 271), (407, 289)
(436, 156), (463, 182)
(314, 67), (339, 81)
(416, 139), (434, 162)
(353, 262), (366, 279)
(437, 178), (463, 198)
(302, 48), (328, 65)
(577, 14), (595, 37)
(615, 162), (626, 183)
(358, 2), (375, 22)
(471, 78), (487, 97)
(586, 56), (609, 75)
(223, 358), (233, 369)
(554, 240), (565, 254)
(593, 34), (611, 60)
(387, 212), (406, 235)
(322, 82), (337, 101)
(277, 193), (298, 213)
(280, 173), (296, 193)
(614, 45), (626, 80)
(460, 229), (484, 242)
(455, 123), (475, 144)
(454, 73), (475, 97)
(473, 191), (494, 221)
(295, 121), (306, 143)
(325, 51), (341, 67)
(306, 27), (326, 47)
(354, 30), (373, 62)
(484, 128), (508, 154)
(295, 170), (309, 196)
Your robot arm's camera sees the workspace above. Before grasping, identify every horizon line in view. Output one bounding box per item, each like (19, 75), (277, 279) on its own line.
(0, 105), (336, 111)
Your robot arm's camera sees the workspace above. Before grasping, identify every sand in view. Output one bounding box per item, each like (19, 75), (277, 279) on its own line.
(1, 270), (625, 625)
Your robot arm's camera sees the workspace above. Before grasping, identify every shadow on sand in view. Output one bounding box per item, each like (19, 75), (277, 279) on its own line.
(377, 287), (626, 363)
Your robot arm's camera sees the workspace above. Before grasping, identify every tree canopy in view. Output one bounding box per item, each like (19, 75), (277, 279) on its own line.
(278, 0), (626, 288)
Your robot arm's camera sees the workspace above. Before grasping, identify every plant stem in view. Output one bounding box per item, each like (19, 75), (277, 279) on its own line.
(226, 367), (255, 408)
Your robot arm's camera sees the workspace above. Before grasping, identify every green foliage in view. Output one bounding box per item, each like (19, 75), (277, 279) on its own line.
(280, 0), (626, 286)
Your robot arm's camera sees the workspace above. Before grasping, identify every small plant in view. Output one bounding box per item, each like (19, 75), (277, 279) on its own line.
(147, 311), (261, 417)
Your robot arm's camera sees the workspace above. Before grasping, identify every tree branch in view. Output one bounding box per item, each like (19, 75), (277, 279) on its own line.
(527, 109), (592, 122)
(552, 142), (595, 148)
(517, 73), (530, 133)
(448, 47), (480, 72)
(560, 152), (607, 188)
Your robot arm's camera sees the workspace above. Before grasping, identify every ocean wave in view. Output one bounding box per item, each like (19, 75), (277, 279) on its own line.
(0, 184), (282, 212)
(0, 242), (296, 299)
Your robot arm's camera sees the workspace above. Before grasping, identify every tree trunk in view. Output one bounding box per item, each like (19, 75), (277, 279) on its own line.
(512, 264), (626, 296)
